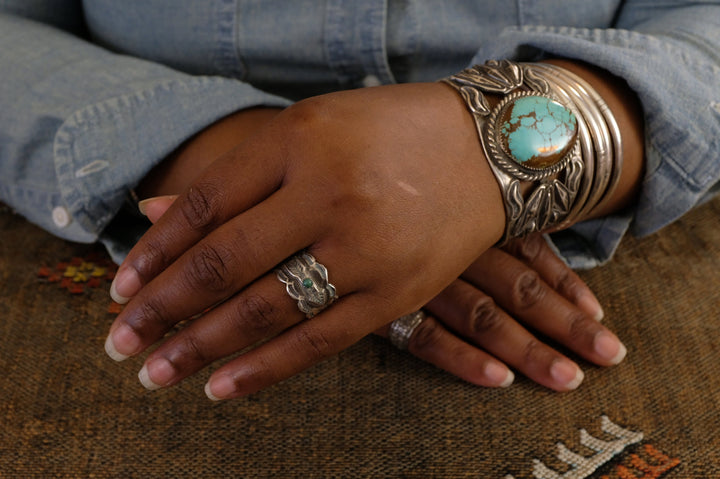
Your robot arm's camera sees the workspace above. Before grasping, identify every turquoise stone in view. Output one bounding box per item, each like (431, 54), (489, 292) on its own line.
(499, 95), (577, 169)
(302, 278), (313, 288)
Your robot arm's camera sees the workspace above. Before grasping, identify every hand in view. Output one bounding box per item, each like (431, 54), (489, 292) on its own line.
(141, 199), (624, 392)
(106, 83), (507, 399)
(376, 234), (626, 392)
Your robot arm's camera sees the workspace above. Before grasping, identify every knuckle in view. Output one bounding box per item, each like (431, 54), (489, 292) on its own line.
(284, 97), (333, 131)
(554, 271), (582, 300)
(566, 311), (595, 343)
(247, 355), (282, 390)
(522, 339), (544, 365)
(511, 270), (546, 310)
(296, 327), (333, 361)
(468, 296), (503, 335)
(506, 234), (544, 263)
(175, 334), (210, 367)
(409, 318), (443, 352)
(187, 243), (236, 292)
(231, 294), (277, 337)
(129, 296), (174, 333)
(180, 182), (224, 232)
(132, 237), (170, 281)
(280, 98), (336, 151)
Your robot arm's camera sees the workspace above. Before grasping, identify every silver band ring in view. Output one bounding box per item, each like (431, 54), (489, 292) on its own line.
(388, 310), (427, 350)
(276, 252), (337, 318)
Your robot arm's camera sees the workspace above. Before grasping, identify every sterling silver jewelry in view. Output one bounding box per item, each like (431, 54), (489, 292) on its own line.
(442, 60), (622, 244)
(276, 252), (337, 318)
(530, 63), (622, 221)
(388, 310), (427, 350)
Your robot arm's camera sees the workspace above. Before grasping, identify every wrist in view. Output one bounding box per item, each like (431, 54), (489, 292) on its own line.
(540, 59), (644, 220)
(442, 59), (644, 244)
(434, 82), (506, 248)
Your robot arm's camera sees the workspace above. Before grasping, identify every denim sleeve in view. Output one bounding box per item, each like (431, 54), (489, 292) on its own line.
(0, 0), (85, 34)
(473, 1), (720, 269)
(0, 13), (291, 263)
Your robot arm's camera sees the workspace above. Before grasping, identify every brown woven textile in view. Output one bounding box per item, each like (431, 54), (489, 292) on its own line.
(0, 198), (718, 478)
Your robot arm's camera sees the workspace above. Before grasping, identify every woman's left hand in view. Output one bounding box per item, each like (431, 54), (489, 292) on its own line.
(376, 233), (626, 392)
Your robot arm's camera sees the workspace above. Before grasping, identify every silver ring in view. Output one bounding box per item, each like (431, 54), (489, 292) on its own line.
(276, 252), (337, 318)
(388, 310), (427, 350)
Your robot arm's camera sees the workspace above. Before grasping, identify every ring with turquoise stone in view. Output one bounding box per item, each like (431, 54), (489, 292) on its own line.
(276, 252), (337, 318)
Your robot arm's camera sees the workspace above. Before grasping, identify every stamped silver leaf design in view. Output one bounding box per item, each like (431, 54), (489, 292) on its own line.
(459, 85), (491, 115)
(472, 60), (524, 93)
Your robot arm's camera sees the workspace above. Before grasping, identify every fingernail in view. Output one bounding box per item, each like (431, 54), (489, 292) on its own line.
(551, 359), (584, 390)
(104, 334), (129, 361)
(138, 358), (175, 390)
(578, 293), (604, 321)
(594, 331), (627, 365)
(105, 324), (141, 361)
(137, 195), (178, 218)
(138, 364), (161, 390)
(137, 199), (151, 216)
(486, 362), (514, 388)
(109, 266), (141, 304)
(205, 374), (236, 401)
(204, 383), (221, 401)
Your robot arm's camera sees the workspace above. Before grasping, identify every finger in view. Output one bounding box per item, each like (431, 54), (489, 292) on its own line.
(375, 316), (515, 388)
(110, 132), (288, 303)
(503, 234), (604, 321)
(138, 273), (302, 390)
(203, 293), (383, 400)
(464, 250), (626, 367)
(136, 244), (356, 389)
(105, 187), (321, 361)
(425, 279), (585, 391)
(137, 195), (178, 224)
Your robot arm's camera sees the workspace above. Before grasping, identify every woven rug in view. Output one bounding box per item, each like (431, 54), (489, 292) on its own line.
(0, 197), (718, 478)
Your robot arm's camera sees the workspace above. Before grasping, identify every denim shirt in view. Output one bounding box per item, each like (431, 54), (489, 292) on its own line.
(1, 1), (718, 268)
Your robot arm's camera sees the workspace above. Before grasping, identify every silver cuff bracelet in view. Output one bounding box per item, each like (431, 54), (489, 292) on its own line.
(442, 60), (622, 244)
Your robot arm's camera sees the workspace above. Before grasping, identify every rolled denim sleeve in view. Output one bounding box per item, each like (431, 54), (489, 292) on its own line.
(474, 1), (720, 268)
(0, 0), (85, 34)
(0, 13), (291, 261)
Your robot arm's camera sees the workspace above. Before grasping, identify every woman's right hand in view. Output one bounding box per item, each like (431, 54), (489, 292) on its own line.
(119, 62), (639, 398)
(141, 192), (626, 393)
(108, 82), (510, 400)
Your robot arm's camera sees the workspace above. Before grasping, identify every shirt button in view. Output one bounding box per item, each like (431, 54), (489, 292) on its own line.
(52, 206), (71, 228)
(361, 75), (382, 88)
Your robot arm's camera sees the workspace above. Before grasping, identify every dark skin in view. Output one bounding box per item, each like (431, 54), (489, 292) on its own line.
(108, 59), (644, 399)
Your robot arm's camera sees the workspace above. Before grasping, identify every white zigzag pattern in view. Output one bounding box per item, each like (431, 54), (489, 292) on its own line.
(504, 415), (644, 479)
